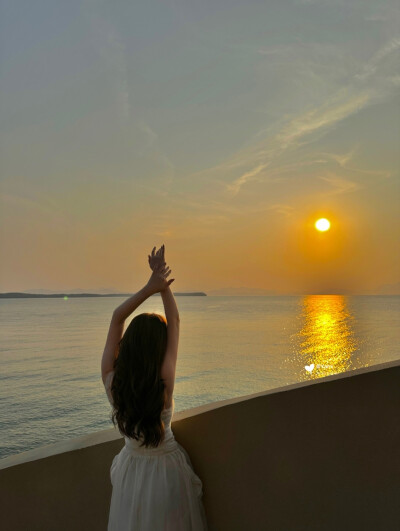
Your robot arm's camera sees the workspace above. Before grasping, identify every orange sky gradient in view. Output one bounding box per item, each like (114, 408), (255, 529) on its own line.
(1, 1), (399, 295)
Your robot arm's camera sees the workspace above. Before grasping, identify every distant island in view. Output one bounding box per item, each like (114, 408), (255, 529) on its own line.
(0, 292), (207, 299)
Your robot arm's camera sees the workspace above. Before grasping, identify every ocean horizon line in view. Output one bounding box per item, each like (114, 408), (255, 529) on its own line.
(0, 292), (399, 299)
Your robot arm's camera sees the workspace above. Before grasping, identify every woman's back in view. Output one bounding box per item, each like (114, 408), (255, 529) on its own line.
(104, 370), (208, 530)
(105, 370), (176, 453)
(103, 245), (207, 529)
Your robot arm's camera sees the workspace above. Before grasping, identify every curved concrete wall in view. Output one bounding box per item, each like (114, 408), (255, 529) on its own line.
(1, 360), (399, 530)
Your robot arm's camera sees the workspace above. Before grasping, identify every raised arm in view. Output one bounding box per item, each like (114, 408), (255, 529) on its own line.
(148, 244), (179, 325)
(148, 245), (179, 397)
(161, 284), (179, 322)
(101, 248), (174, 384)
(101, 284), (154, 384)
(160, 284), (180, 397)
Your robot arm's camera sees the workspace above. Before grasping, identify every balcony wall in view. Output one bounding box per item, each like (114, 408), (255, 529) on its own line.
(0, 359), (399, 531)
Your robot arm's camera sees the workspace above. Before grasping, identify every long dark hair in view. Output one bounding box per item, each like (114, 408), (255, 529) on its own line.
(110, 312), (168, 448)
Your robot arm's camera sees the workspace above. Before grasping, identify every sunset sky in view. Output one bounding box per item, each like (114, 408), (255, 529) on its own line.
(1, 0), (399, 295)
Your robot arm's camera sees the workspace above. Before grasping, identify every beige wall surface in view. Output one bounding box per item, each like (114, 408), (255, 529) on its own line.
(1, 360), (399, 531)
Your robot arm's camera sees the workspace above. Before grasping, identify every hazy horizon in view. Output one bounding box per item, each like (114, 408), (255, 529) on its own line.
(2, 285), (399, 296)
(1, 0), (399, 294)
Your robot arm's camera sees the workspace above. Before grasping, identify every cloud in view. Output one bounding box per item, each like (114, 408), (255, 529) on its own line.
(138, 122), (158, 149)
(355, 36), (400, 81)
(265, 203), (295, 216)
(318, 174), (361, 196)
(131, 121), (176, 189)
(83, 2), (131, 122)
(224, 91), (370, 197)
(1, 190), (85, 231)
(103, 29), (131, 122)
(191, 36), (400, 198)
(277, 91), (371, 147)
(322, 146), (358, 168)
(226, 163), (269, 196)
(314, 146), (392, 181)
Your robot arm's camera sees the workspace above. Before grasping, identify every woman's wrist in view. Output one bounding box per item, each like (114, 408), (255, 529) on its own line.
(143, 282), (157, 296)
(113, 284), (155, 322)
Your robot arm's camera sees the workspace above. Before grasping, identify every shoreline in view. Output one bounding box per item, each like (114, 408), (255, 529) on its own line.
(0, 292), (207, 299)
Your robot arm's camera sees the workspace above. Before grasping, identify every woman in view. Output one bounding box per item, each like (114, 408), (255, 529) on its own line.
(101, 244), (208, 530)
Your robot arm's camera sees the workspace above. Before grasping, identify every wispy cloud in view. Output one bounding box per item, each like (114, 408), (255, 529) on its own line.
(83, 1), (131, 122)
(1, 190), (85, 231)
(355, 36), (400, 81)
(134, 121), (176, 189)
(138, 122), (158, 149)
(265, 203), (295, 216)
(314, 146), (392, 180)
(223, 92), (370, 197)
(318, 174), (361, 196)
(321, 146), (358, 168)
(188, 36), (400, 198)
(106, 29), (131, 122)
(225, 163), (270, 196)
(276, 92), (371, 147)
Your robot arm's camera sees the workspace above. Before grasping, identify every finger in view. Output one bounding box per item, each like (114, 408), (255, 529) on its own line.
(168, 279), (175, 285)
(151, 247), (156, 257)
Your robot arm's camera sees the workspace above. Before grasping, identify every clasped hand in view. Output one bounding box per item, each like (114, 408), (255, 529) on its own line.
(146, 244), (175, 293)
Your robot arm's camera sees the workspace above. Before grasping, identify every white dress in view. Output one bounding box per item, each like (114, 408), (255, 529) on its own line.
(104, 371), (208, 531)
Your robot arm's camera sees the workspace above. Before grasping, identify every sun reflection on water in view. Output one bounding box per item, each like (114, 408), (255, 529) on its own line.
(293, 295), (358, 380)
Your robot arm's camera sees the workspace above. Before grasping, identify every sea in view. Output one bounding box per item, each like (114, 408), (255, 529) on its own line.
(1, 295), (399, 460)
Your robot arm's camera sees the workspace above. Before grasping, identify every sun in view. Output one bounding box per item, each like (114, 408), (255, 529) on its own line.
(315, 218), (331, 232)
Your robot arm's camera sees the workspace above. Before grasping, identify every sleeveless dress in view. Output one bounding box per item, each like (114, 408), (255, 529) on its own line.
(104, 371), (208, 531)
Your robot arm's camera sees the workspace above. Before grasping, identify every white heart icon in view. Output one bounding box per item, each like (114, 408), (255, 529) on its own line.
(305, 363), (315, 373)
